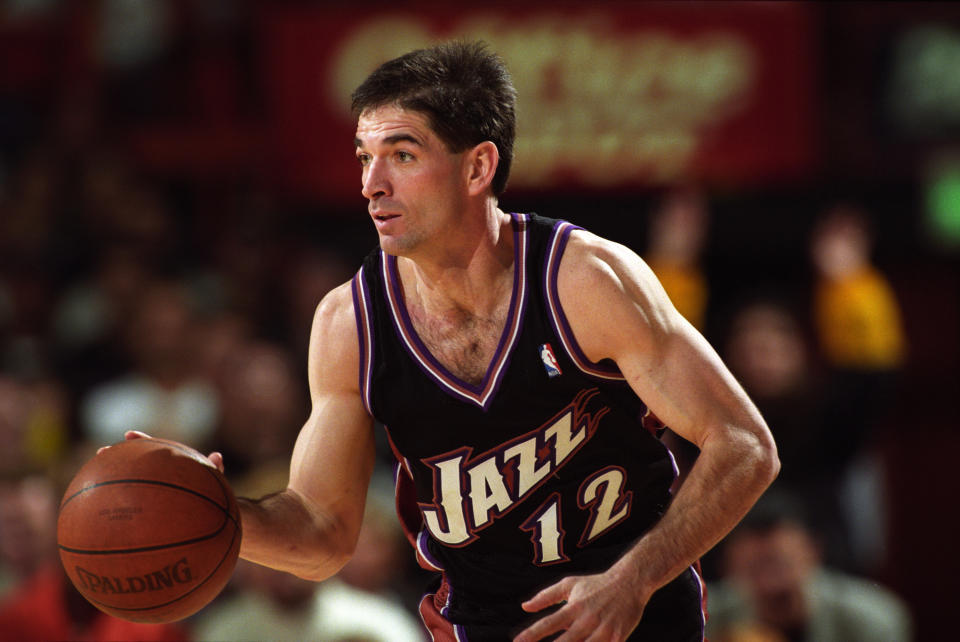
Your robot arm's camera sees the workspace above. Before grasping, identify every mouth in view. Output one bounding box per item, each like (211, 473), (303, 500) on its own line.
(372, 211), (401, 224)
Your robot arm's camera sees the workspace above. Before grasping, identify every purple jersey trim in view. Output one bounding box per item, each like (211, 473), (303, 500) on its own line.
(351, 267), (375, 415)
(416, 526), (444, 572)
(543, 222), (624, 380)
(379, 213), (529, 410)
(691, 564), (707, 641)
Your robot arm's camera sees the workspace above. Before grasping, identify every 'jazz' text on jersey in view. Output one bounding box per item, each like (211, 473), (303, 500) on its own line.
(418, 388), (609, 546)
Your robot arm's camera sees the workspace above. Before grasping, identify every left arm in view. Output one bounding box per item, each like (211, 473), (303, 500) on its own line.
(515, 231), (779, 642)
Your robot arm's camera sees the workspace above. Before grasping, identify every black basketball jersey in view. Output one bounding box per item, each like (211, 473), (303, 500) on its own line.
(351, 213), (705, 641)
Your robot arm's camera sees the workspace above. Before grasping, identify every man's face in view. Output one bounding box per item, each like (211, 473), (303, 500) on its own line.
(354, 105), (468, 257)
(724, 523), (819, 630)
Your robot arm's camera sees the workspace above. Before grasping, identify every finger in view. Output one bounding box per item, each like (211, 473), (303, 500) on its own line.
(207, 451), (225, 473)
(555, 629), (590, 642)
(521, 579), (570, 613)
(99, 431), (153, 454)
(513, 607), (571, 642)
(550, 609), (607, 642)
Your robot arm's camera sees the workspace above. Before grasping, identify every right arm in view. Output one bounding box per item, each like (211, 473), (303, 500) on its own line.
(237, 281), (376, 581)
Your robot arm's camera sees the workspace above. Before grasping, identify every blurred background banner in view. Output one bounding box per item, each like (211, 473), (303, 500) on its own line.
(262, 2), (817, 201)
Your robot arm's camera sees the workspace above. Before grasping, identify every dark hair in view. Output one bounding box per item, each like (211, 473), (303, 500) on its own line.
(351, 40), (517, 197)
(734, 487), (811, 536)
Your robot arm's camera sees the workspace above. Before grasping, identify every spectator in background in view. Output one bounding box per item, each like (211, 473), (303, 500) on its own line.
(810, 203), (906, 572)
(0, 474), (190, 642)
(706, 490), (912, 642)
(281, 247), (355, 359)
(0, 149), (70, 449)
(645, 186), (712, 484)
(211, 339), (305, 481)
(190, 470), (424, 642)
(192, 190), (286, 331)
(0, 378), (32, 484)
(812, 204), (906, 377)
(190, 309), (253, 385)
(810, 202), (906, 463)
(0, 367), (70, 482)
(0, 145), (63, 272)
(721, 298), (856, 569)
(52, 145), (180, 402)
(645, 186), (710, 331)
(79, 279), (218, 449)
(52, 244), (152, 397)
(336, 470), (431, 620)
(0, 475), (57, 598)
(188, 558), (327, 642)
(73, 149), (177, 269)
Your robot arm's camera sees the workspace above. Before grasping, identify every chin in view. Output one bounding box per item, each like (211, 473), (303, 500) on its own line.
(377, 233), (419, 258)
(377, 238), (407, 258)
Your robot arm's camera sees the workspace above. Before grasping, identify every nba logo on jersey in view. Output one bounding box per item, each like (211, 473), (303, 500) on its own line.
(539, 343), (562, 378)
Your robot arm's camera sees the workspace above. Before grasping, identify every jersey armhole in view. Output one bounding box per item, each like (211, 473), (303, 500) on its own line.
(543, 222), (625, 381)
(351, 266), (375, 416)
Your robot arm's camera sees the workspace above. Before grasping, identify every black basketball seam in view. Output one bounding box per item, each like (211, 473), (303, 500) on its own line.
(59, 479), (236, 554)
(70, 520), (241, 615)
(58, 516), (228, 555)
(59, 441), (243, 619)
(61, 478), (229, 516)
(151, 441), (237, 519)
(201, 464), (242, 532)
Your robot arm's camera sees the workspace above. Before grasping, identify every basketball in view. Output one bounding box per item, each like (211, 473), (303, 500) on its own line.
(57, 438), (242, 623)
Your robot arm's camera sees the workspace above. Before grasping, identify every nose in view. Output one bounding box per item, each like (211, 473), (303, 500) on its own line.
(361, 158), (390, 201)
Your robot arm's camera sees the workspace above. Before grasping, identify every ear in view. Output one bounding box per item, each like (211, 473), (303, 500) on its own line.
(465, 141), (499, 197)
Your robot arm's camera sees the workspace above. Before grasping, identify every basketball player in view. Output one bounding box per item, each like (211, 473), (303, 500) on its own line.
(123, 41), (778, 640)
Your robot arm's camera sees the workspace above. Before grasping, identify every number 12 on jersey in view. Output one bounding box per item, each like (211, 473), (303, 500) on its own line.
(521, 466), (633, 565)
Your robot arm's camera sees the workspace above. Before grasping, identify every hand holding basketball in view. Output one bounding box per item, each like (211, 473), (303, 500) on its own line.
(58, 436), (241, 623)
(98, 431), (226, 472)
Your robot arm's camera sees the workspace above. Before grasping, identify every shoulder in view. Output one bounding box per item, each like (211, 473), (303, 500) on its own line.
(555, 229), (679, 361)
(312, 280), (359, 342)
(307, 280), (362, 393)
(558, 229), (668, 305)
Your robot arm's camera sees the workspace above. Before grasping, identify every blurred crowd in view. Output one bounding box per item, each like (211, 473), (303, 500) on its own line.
(647, 190), (913, 641)
(0, 1), (929, 641)
(0, 139), (426, 640)
(1, 3), (428, 639)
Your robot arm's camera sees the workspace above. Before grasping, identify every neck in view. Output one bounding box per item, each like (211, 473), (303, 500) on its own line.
(401, 207), (514, 318)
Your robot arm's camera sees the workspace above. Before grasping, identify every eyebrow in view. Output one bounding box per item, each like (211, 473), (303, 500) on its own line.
(354, 133), (424, 148)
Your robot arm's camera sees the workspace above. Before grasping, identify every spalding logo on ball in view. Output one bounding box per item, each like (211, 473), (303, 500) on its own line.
(57, 438), (242, 623)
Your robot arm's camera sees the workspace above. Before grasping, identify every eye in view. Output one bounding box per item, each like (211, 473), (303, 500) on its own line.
(396, 150), (414, 162)
(356, 152), (370, 166)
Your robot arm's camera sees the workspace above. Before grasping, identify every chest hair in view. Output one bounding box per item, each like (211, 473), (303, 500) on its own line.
(409, 304), (508, 386)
